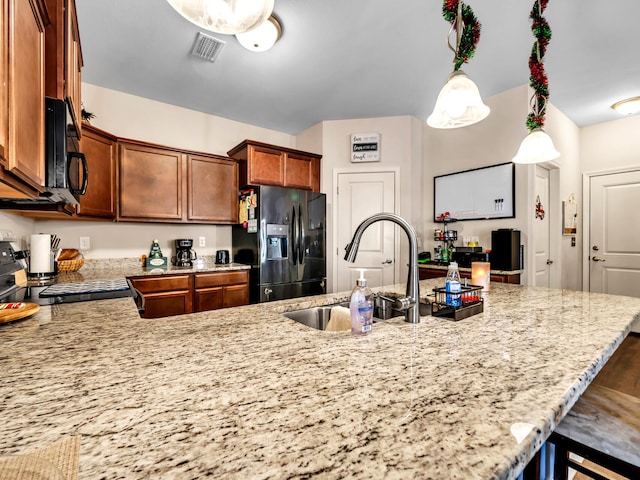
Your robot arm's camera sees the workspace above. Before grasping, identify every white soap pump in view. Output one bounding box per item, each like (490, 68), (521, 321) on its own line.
(350, 268), (374, 336)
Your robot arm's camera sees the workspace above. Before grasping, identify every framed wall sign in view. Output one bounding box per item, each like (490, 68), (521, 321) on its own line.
(434, 162), (515, 221)
(351, 132), (380, 162)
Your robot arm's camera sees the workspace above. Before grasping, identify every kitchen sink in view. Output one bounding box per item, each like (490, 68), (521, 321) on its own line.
(282, 299), (403, 331)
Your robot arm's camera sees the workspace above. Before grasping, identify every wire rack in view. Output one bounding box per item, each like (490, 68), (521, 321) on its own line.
(431, 284), (484, 321)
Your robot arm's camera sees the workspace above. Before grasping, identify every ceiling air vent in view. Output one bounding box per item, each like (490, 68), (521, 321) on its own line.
(191, 32), (226, 62)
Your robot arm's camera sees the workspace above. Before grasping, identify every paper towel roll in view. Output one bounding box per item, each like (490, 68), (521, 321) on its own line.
(30, 234), (52, 274)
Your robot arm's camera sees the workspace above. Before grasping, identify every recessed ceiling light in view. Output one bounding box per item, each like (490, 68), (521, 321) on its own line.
(611, 96), (640, 116)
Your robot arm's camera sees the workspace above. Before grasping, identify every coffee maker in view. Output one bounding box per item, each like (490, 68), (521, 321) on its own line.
(173, 239), (197, 267)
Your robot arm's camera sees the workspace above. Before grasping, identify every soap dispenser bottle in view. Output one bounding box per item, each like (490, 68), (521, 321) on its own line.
(350, 269), (373, 336)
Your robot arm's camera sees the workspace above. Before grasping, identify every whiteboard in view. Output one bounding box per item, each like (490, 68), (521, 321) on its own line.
(434, 162), (515, 221)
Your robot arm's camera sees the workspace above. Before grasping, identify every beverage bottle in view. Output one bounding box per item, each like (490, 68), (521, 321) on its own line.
(350, 269), (373, 336)
(445, 261), (462, 307)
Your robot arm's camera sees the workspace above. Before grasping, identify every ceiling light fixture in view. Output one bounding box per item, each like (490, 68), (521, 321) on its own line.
(611, 96), (640, 116)
(513, 0), (559, 164)
(427, 1), (489, 129)
(166, 0), (274, 35)
(236, 15), (281, 52)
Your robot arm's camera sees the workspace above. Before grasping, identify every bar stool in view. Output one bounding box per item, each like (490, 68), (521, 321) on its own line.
(549, 383), (640, 479)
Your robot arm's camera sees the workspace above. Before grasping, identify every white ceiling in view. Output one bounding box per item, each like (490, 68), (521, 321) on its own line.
(76, 0), (640, 135)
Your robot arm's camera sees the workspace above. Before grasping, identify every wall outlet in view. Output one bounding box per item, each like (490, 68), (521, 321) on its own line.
(79, 236), (91, 250)
(198, 236), (206, 247)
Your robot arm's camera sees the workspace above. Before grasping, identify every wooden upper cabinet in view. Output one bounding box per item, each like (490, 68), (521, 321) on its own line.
(243, 143), (284, 186)
(4, 0), (46, 190)
(77, 125), (117, 218)
(64, 0), (81, 131)
(44, 0), (82, 135)
(187, 154), (238, 224)
(0, 0), (8, 164)
(118, 141), (184, 222)
(284, 151), (320, 191)
(227, 140), (322, 192)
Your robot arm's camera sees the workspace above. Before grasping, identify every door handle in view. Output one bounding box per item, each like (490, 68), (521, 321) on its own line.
(592, 256), (606, 262)
(381, 258), (393, 264)
(546, 259), (554, 265)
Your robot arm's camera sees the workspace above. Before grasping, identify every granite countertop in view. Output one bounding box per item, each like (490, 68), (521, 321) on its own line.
(2, 280), (640, 479)
(30, 257), (251, 285)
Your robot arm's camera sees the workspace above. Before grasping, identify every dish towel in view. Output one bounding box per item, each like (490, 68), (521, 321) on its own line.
(326, 306), (351, 332)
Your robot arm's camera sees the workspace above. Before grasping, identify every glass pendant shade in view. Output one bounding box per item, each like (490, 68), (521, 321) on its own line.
(166, 0), (274, 35)
(427, 70), (490, 129)
(512, 128), (560, 164)
(236, 15), (281, 52)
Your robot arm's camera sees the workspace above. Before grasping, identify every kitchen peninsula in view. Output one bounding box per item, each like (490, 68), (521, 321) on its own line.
(1, 280), (639, 479)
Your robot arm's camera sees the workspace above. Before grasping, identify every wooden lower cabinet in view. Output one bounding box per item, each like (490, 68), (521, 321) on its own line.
(130, 270), (250, 319)
(129, 274), (193, 319)
(194, 271), (249, 312)
(418, 266), (521, 284)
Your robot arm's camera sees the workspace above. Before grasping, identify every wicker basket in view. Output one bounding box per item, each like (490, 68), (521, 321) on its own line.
(56, 255), (85, 273)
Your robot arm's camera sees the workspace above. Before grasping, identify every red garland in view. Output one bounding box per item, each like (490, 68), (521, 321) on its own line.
(527, 0), (552, 131)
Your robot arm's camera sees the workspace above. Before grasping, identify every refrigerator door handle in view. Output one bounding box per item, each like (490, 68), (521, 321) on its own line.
(290, 206), (297, 265)
(298, 203), (305, 265)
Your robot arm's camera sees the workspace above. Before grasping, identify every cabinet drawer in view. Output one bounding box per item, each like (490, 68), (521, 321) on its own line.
(130, 274), (192, 293)
(195, 270), (248, 288)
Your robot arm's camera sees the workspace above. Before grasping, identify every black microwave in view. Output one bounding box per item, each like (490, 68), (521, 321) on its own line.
(44, 96), (88, 204)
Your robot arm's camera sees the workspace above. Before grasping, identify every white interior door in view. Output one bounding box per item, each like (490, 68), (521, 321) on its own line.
(589, 170), (640, 298)
(336, 171), (396, 292)
(534, 166), (551, 287)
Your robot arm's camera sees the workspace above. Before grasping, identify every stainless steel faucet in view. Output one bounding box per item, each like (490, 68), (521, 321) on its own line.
(344, 213), (420, 323)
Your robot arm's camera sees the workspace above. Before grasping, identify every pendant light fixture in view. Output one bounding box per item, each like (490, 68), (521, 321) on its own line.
(427, 1), (489, 129)
(512, 0), (560, 164)
(166, 0), (274, 35)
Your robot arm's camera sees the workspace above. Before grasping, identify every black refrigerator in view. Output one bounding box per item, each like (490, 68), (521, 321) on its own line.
(232, 186), (326, 303)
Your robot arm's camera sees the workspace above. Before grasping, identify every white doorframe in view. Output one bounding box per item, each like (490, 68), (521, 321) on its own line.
(332, 167), (401, 293)
(581, 165), (640, 291)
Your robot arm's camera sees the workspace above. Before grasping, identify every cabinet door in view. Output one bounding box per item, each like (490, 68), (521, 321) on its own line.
(187, 154), (238, 223)
(194, 286), (223, 312)
(129, 274), (193, 319)
(6, 0), (45, 189)
(0, 0), (7, 163)
(223, 284), (249, 308)
(118, 142), (184, 222)
(284, 152), (319, 191)
(77, 126), (117, 217)
(64, 0), (82, 132)
(141, 291), (191, 319)
(247, 144), (284, 186)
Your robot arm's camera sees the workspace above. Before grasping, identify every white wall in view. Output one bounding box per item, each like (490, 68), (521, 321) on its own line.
(580, 114), (640, 173)
(545, 103), (581, 290)
(423, 86), (532, 274)
(297, 115), (423, 292)
(423, 85), (583, 288)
